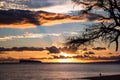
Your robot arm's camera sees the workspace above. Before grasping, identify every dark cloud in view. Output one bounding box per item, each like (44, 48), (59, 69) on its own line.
(89, 56), (120, 60)
(82, 48), (88, 51)
(0, 9), (84, 28)
(72, 54), (120, 61)
(92, 47), (106, 50)
(109, 52), (113, 54)
(46, 46), (60, 53)
(72, 55), (84, 58)
(0, 9), (40, 25)
(108, 56), (120, 60)
(84, 51), (95, 55)
(52, 55), (62, 59)
(0, 46), (77, 54)
(0, 9), (104, 28)
(0, 47), (44, 51)
(29, 57), (48, 60)
(0, 46), (64, 53)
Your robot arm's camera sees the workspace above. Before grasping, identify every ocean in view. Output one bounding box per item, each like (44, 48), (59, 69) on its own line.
(0, 63), (120, 80)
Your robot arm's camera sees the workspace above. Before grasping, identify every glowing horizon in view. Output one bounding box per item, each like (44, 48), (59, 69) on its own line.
(0, 0), (120, 63)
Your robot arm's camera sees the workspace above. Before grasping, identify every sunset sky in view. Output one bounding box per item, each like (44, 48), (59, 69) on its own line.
(0, 0), (120, 63)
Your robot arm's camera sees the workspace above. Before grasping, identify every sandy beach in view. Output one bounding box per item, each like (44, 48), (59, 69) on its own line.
(82, 75), (120, 80)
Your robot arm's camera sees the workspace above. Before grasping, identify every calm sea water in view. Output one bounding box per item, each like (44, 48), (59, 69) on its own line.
(0, 63), (120, 80)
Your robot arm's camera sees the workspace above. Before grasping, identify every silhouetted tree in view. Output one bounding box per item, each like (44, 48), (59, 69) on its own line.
(66, 0), (120, 51)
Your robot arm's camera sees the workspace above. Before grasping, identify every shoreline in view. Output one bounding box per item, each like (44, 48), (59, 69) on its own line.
(81, 75), (120, 80)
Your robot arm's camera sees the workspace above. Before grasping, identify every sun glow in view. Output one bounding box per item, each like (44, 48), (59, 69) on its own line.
(58, 59), (74, 63)
(60, 52), (72, 57)
(58, 52), (75, 63)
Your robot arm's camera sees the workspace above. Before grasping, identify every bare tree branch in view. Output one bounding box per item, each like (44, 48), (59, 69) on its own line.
(66, 0), (120, 51)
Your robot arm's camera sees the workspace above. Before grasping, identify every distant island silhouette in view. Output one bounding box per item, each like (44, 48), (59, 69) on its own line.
(19, 59), (42, 63)
(0, 59), (120, 64)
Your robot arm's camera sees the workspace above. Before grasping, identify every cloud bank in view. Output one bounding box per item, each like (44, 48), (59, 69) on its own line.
(0, 32), (78, 41)
(0, 46), (120, 63)
(0, 9), (103, 29)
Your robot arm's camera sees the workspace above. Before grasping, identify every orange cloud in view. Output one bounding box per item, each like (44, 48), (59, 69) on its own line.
(0, 9), (103, 29)
(38, 11), (87, 26)
(0, 48), (120, 63)
(0, 23), (36, 29)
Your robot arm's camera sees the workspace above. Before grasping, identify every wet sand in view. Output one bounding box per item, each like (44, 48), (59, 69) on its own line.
(82, 75), (120, 80)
